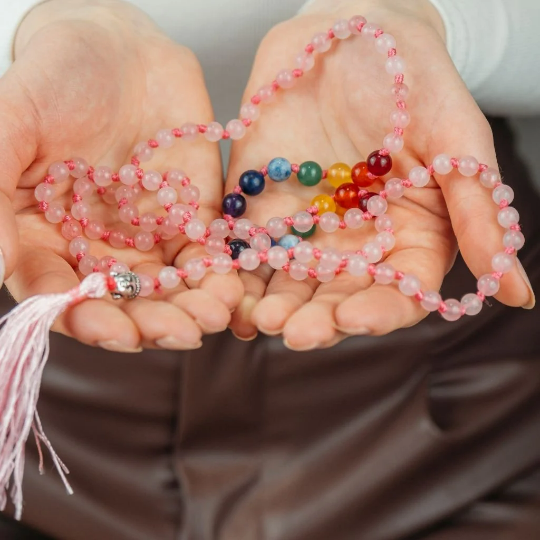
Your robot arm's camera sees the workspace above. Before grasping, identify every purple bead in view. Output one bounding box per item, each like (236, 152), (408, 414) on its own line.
(222, 193), (246, 218)
(228, 239), (249, 260)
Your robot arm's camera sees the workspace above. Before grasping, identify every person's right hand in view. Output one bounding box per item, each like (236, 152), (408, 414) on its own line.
(1, 0), (243, 352)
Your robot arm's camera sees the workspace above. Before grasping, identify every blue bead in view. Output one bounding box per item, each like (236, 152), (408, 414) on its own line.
(222, 193), (246, 218)
(239, 170), (265, 196)
(268, 157), (292, 182)
(228, 239), (249, 260)
(278, 234), (300, 250)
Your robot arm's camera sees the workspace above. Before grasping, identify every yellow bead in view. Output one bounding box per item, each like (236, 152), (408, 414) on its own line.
(327, 162), (352, 188)
(311, 194), (336, 214)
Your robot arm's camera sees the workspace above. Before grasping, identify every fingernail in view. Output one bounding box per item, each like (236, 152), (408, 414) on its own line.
(333, 325), (371, 335)
(516, 259), (535, 309)
(155, 336), (202, 350)
(258, 326), (283, 336)
(0, 248), (5, 287)
(283, 338), (319, 352)
(231, 330), (258, 342)
(98, 340), (142, 353)
(195, 319), (228, 334)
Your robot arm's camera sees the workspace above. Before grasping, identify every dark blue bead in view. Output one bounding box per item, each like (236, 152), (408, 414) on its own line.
(228, 239), (250, 260)
(239, 170), (265, 196)
(270, 238), (278, 247)
(222, 193), (246, 218)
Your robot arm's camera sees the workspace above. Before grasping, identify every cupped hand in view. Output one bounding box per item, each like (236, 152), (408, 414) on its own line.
(226, 0), (533, 349)
(2, 0), (242, 351)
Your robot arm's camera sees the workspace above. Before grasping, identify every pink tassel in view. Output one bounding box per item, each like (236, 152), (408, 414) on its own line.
(0, 272), (112, 519)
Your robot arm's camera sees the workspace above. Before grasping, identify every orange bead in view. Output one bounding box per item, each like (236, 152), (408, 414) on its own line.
(327, 162), (351, 188)
(351, 161), (374, 188)
(311, 194), (336, 214)
(334, 183), (360, 209)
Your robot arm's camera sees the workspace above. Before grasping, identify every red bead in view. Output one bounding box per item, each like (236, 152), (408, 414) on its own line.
(367, 151), (393, 176)
(351, 161), (374, 188)
(359, 191), (378, 212)
(334, 183), (360, 209)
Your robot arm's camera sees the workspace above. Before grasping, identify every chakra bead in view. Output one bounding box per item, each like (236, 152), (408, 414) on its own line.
(334, 183), (360, 209)
(222, 193), (247, 218)
(297, 161), (322, 186)
(293, 241), (314, 263)
(205, 235), (226, 256)
(347, 254), (369, 276)
(278, 234), (300, 250)
(319, 247), (341, 271)
(291, 224), (316, 239)
(311, 194), (336, 214)
(408, 166), (430, 187)
(228, 239), (249, 260)
(211, 254), (232, 276)
(375, 231), (395, 251)
(238, 248), (261, 271)
(250, 233), (272, 251)
(384, 178), (404, 199)
(289, 260), (309, 281)
(441, 299), (462, 322)
(239, 170), (265, 195)
(316, 265), (335, 283)
(319, 212), (340, 233)
(375, 215), (393, 231)
(209, 219), (230, 238)
(268, 157), (292, 182)
(383, 134), (404, 153)
(358, 192), (378, 212)
(292, 211), (314, 233)
(344, 208), (364, 229)
(367, 151), (392, 176)
(366, 195), (388, 216)
(233, 218), (253, 240)
(351, 161), (373, 188)
(327, 163), (352, 188)
(267, 246), (289, 270)
(390, 109), (410, 128)
(461, 293), (483, 316)
(363, 242), (383, 263)
(185, 219), (207, 240)
(266, 217), (287, 238)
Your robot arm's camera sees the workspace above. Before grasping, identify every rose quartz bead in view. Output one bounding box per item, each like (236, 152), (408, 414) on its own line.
(181, 123), (199, 142)
(73, 178), (94, 197)
(185, 218), (206, 240)
(239, 248), (261, 271)
(115, 185), (135, 203)
(398, 273), (421, 296)
(374, 263), (395, 284)
(293, 241), (314, 263)
(432, 154), (453, 175)
(344, 208), (364, 229)
(79, 255), (98, 276)
(109, 230), (127, 249)
(233, 218), (253, 240)
(118, 203), (138, 224)
(138, 274), (155, 297)
(390, 110), (410, 128)
(250, 232), (272, 252)
(385, 56), (406, 75)
(257, 85), (275, 103)
(267, 246), (289, 270)
(478, 274), (500, 296)
(132, 182), (142, 198)
(157, 187), (178, 206)
(385, 178), (404, 199)
(71, 157), (89, 179)
(319, 247), (341, 271)
(98, 256), (116, 273)
(180, 184), (200, 204)
(361, 22), (379, 38)
(184, 259), (207, 280)
(479, 167), (501, 189)
(45, 202), (65, 223)
(311, 32), (331, 53)
(349, 15), (367, 35)
(383, 133), (404, 153)
(159, 266), (180, 289)
(461, 293), (483, 316)
(34, 183), (55, 202)
(205, 235), (225, 256)
(71, 201), (91, 220)
(142, 170), (162, 191)
(276, 69), (295, 90)
(266, 217), (287, 238)
(119, 164), (138, 186)
(85, 220), (105, 240)
(375, 33), (396, 54)
(458, 156), (479, 177)
(240, 102), (260, 121)
(134, 231), (154, 252)
(363, 242), (383, 263)
(93, 165), (113, 187)
(390, 83), (409, 100)
(347, 254), (369, 276)
(48, 161), (70, 183)
(492, 184), (514, 205)
(61, 220), (82, 240)
(441, 299), (462, 322)
(421, 290), (442, 312)
(316, 265), (335, 283)
(69, 237), (89, 257)
(156, 129), (175, 149)
(492, 251), (514, 273)
(375, 215), (393, 232)
(211, 254), (232, 276)
(293, 211), (314, 233)
(159, 217), (180, 238)
(333, 19), (351, 39)
(503, 230), (525, 250)
(375, 231), (395, 251)
(169, 204), (192, 225)
(167, 169), (186, 188)
(133, 142), (153, 162)
(498, 207), (520, 228)
(111, 262), (129, 274)
(224, 119), (245, 140)
(140, 213), (158, 232)
(209, 219), (230, 238)
(319, 212), (340, 233)
(205, 121), (224, 142)
(408, 166), (430, 188)
(289, 260), (308, 281)
(295, 52), (315, 71)
(367, 195), (388, 216)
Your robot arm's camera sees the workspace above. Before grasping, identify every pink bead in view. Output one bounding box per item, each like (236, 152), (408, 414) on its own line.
(115, 185), (135, 203)
(85, 220), (105, 240)
(461, 293), (483, 316)
(257, 85), (275, 103)
(69, 237), (89, 257)
(333, 19), (351, 39)
(347, 254), (369, 276)
(441, 299), (462, 322)
(319, 247), (341, 271)
(390, 83), (409, 100)
(209, 219), (230, 238)
(385, 56), (406, 75)
(319, 212), (340, 233)
(211, 254), (233, 275)
(109, 230), (127, 249)
(155, 129), (175, 149)
(142, 170), (162, 191)
(240, 102), (260, 121)
(408, 166), (430, 188)
(458, 155), (479, 177)
(205, 121), (224, 142)
(48, 161), (70, 183)
(70, 157), (89, 179)
(293, 211), (314, 233)
(118, 203), (139, 224)
(166, 169), (186, 188)
(250, 232), (272, 252)
(385, 178), (404, 199)
(45, 202), (65, 223)
(134, 231), (154, 252)
(179, 184), (200, 204)
(348, 15), (367, 35)
(157, 187), (178, 206)
(398, 273), (421, 296)
(138, 274), (155, 297)
(267, 246), (289, 270)
(497, 207), (520, 228)
(390, 109), (410, 128)
(93, 165), (113, 187)
(132, 183), (142, 198)
(361, 22), (379, 38)
(432, 154), (453, 175)
(289, 260), (308, 281)
(34, 183), (55, 202)
(367, 195), (388, 216)
(239, 248), (261, 271)
(71, 201), (91, 220)
(184, 258), (207, 280)
(133, 142), (153, 162)
(383, 133), (404, 153)
(503, 230), (525, 250)
(111, 262), (129, 274)
(205, 235), (225, 256)
(169, 204), (192, 225)
(61, 220), (83, 240)
(119, 164), (138, 186)
(73, 178), (94, 197)
(375, 33), (396, 54)
(233, 218), (253, 240)
(294, 52), (315, 71)
(492, 251), (514, 273)
(266, 217), (287, 238)
(140, 213), (158, 232)
(276, 69), (295, 90)
(181, 123), (199, 142)
(316, 265), (335, 283)
(363, 242), (383, 263)
(477, 274), (500, 296)
(98, 256), (116, 273)
(374, 263), (395, 284)
(344, 208), (364, 229)
(479, 167), (501, 189)
(226, 119), (246, 140)
(375, 231), (395, 251)
(159, 218), (180, 238)
(492, 184), (514, 205)
(375, 215), (393, 232)
(79, 255), (98, 276)
(159, 266), (180, 289)
(311, 32), (331, 53)
(293, 241), (314, 264)
(421, 290), (442, 312)
(185, 218), (206, 240)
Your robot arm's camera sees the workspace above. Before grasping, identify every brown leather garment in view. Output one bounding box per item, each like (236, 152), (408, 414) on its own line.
(1, 118), (539, 539)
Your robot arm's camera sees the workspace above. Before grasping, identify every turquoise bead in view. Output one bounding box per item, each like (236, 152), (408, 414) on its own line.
(278, 234), (300, 249)
(268, 157), (292, 182)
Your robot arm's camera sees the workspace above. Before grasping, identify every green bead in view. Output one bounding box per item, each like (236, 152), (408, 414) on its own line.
(292, 224), (316, 238)
(297, 161), (322, 186)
